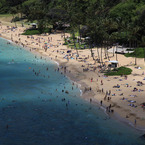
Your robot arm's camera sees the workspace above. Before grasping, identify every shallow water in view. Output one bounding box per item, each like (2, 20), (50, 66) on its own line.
(0, 37), (144, 145)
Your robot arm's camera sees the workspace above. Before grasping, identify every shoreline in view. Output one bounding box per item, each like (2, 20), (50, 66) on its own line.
(1, 35), (145, 132)
(0, 24), (145, 131)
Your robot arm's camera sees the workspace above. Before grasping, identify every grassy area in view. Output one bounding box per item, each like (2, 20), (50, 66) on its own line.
(22, 28), (51, 35)
(63, 35), (89, 50)
(0, 13), (30, 28)
(105, 67), (132, 76)
(0, 14), (12, 17)
(63, 41), (88, 49)
(68, 43), (88, 49)
(0, 13), (13, 23)
(125, 48), (145, 58)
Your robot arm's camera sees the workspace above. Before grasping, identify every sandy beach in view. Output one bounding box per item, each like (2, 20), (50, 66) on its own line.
(0, 21), (145, 129)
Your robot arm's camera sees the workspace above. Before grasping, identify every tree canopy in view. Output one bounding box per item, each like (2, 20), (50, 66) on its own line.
(1, 0), (145, 46)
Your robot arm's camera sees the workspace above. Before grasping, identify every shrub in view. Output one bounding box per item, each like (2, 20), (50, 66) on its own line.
(22, 28), (52, 35)
(63, 42), (69, 45)
(22, 29), (41, 35)
(105, 67), (132, 76)
(125, 48), (145, 58)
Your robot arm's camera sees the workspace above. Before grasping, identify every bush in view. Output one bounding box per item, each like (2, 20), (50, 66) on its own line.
(125, 48), (145, 58)
(105, 67), (132, 76)
(22, 29), (41, 35)
(63, 42), (69, 45)
(43, 28), (52, 34)
(22, 28), (52, 35)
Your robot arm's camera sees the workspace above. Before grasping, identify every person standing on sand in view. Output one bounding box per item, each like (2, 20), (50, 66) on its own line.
(91, 78), (93, 82)
(101, 80), (103, 85)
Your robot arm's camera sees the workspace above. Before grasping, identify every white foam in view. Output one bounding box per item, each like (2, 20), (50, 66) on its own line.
(54, 60), (59, 66)
(7, 40), (13, 43)
(72, 80), (83, 96)
(8, 62), (15, 64)
(80, 89), (83, 96)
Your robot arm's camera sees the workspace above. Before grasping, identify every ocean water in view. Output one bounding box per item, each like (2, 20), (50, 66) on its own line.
(0, 37), (144, 145)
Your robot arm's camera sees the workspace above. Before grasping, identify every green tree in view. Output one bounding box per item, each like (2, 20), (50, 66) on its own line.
(10, 7), (17, 27)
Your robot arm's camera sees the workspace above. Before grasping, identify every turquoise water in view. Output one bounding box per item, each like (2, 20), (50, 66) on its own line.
(0, 37), (144, 145)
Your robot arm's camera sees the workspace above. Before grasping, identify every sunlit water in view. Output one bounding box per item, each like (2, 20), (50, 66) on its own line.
(0, 37), (144, 145)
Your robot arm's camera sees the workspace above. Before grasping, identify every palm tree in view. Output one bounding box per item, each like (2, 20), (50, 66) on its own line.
(10, 7), (17, 27)
(110, 32), (118, 57)
(131, 26), (140, 65)
(96, 46), (100, 61)
(116, 43), (118, 61)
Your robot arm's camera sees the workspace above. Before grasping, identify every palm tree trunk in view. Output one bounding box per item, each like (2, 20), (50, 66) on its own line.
(64, 29), (66, 42)
(106, 46), (110, 60)
(129, 40), (131, 49)
(128, 40), (131, 53)
(135, 40), (137, 65)
(104, 45), (107, 59)
(79, 25), (82, 46)
(144, 48), (145, 62)
(12, 14), (17, 28)
(97, 47), (100, 61)
(73, 31), (78, 56)
(90, 45), (95, 60)
(101, 45), (103, 65)
(78, 25), (81, 49)
(113, 45), (115, 57)
(116, 44), (118, 61)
